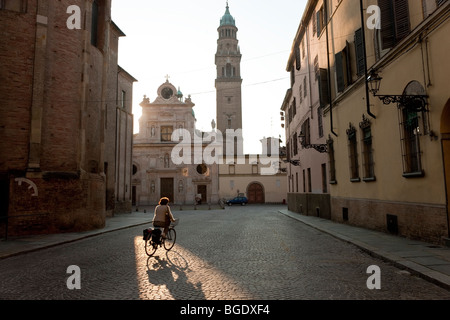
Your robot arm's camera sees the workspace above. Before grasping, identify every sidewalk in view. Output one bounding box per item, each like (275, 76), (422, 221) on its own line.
(0, 204), (222, 260)
(0, 211), (152, 260)
(1, 207), (450, 292)
(279, 209), (450, 291)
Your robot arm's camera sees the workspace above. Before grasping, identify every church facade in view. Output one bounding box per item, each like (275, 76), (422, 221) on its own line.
(132, 81), (219, 206)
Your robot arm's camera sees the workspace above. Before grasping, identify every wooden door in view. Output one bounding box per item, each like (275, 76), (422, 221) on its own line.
(197, 185), (207, 203)
(247, 183), (264, 204)
(160, 178), (174, 203)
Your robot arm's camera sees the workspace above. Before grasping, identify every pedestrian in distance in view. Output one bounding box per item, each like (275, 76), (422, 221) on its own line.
(152, 197), (176, 239)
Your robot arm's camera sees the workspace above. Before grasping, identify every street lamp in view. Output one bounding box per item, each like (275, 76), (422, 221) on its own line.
(367, 70), (429, 112)
(298, 131), (328, 153)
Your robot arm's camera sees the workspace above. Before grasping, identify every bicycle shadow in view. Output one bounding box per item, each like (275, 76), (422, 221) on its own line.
(145, 249), (205, 300)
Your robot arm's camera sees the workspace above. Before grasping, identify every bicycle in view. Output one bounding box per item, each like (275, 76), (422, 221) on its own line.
(144, 219), (179, 257)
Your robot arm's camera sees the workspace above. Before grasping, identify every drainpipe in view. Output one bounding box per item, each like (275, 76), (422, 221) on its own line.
(324, 0), (337, 136)
(360, 0), (376, 119)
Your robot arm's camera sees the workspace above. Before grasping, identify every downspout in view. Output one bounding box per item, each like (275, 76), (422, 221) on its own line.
(324, 0), (337, 136)
(360, 0), (376, 119)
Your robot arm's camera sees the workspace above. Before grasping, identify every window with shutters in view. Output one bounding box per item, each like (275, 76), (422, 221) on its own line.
(290, 67), (295, 87)
(301, 118), (311, 148)
(312, 10), (317, 35)
(335, 42), (353, 93)
(295, 46), (301, 71)
(292, 98), (297, 117)
(317, 6), (325, 36)
(318, 68), (330, 107)
(302, 39), (306, 58)
(303, 77), (307, 98)
(355, 28), (366, 76)
(314, 56), (319, 81)
(318, 107), (324, 138)
(378, 0), (410, 50)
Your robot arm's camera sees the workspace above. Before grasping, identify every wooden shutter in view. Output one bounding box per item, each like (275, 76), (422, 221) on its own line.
(317, 10), (322, 35)
(335, 51), (345, 93)
(295, 46), (301, 71)
(394, 0), (410, 42)
(379, 0), (396, 50)
(378, 0), (410, 49)
(318, 68), (330, 107)
(354, 28), (365, 76)
(345, 41), (353, 85)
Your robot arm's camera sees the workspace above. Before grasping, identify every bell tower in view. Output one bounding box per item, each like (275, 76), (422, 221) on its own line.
(215, 2), (243, 156)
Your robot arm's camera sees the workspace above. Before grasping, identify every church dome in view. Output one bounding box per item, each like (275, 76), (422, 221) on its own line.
(220, 4), (235, 26)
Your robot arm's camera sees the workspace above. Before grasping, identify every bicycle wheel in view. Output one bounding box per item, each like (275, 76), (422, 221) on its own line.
(163, 228), (176, 251)
(145, 237), (157, 256)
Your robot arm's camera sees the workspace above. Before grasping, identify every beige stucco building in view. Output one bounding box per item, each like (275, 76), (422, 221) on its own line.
(219, 138), (288, 204)
(292, 0), (450, 244)
(282, 0), (331, 218)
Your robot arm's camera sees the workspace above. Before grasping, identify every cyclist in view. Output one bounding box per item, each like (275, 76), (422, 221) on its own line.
(152, 197), (176, 239)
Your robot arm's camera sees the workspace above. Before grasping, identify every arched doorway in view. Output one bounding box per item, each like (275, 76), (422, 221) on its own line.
(441, 99), (450, 238)
(247, 182), (265, 204)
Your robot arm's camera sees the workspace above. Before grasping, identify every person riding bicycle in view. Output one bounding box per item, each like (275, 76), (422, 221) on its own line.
(152, 197), (176, 239)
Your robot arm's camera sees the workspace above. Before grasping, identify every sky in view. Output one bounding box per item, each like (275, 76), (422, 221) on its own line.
(112, 0), (308, 154)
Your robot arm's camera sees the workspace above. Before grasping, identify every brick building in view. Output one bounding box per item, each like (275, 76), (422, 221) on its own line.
(0, 0), (135, 237)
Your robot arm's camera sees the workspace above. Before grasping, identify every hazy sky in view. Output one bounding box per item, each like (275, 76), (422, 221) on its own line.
(112, 0), (307, 154)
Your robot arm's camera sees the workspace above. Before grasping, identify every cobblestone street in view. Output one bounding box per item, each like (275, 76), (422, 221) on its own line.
(1, 205), (450, 300)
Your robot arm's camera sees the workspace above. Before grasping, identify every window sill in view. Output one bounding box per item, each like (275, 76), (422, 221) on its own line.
(363, 177), (376, 182)
(402, 171), (425, 178)
(350, 178), (361, 182)
(329, 180), (337, 185)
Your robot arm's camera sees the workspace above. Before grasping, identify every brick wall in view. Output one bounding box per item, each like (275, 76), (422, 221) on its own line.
(0, 0), (116, 236)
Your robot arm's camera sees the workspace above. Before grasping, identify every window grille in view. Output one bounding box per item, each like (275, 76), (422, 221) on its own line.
(347, 123), (360, 181)
(327, 136), (336, 184)
(360, 115), (375, 180)
(399, 107), (424, 176)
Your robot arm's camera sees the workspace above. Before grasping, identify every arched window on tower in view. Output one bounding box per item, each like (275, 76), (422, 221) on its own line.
(226, 63), (232, 77)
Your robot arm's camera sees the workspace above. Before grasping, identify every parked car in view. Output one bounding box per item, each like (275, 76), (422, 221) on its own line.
(226, 196), (248, 206)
